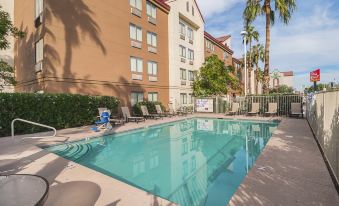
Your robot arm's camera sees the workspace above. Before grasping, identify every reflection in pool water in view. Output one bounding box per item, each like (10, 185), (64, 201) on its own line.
(47, 118), (278, 206)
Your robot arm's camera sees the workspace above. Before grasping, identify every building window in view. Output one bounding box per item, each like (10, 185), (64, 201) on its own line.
(147, 32), (157, 47)
(179, 45), (186, 58)
(192, 6), (194, 16)
(188, 49), (194, 60)
(188, 93), (194, 104)
(148, 92), (158, 102)
(223, 52), (229, 60)
(179, 22), (186, 36)
(206, 40), (215, 52)
(187, 27), (193, 40)
(35, 39), (43, 64)
(186, 1), (189, 12)
(188, 70), (195, 81)
(180, 68), (187, 80)
(130, 57), (143, 73)
(131, 92), (144, 106)
(130, 0), (142, 10)
(180, 93), (187, 104)
(146, 1), (156, 19)
(130, 24), (142, 42)
(148, 61), (158, 76)
(35, 0), (43, 18)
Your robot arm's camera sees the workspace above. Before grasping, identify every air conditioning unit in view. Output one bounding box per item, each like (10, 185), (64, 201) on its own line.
(35, 61), (43, 73)
(181, 58), (186, 63)
(189, 61), (194, 65)
(132, 73), (143, 80)
(180, 34), (185, 40)
(34, 14), (43, 28)
(131, 40), (142, 49)
(181, 80), (187, 86)
(148, 16), (157, 25)
(190, 82), (194, 86)
(189, 39), (193, 44)
(130, 7), (142, 17)
(148, 46), (157, 53)
(149, 76), (158, 82)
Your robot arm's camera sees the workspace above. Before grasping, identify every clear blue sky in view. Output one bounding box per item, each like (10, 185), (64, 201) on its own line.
(196, 0), (339, 90)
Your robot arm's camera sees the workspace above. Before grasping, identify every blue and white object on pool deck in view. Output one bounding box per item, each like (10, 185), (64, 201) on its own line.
(47, 118), (279, 206)
(94, 111), (111, 130)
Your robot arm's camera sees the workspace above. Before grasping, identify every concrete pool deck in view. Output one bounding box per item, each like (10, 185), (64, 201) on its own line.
(0, 114), (338, 206)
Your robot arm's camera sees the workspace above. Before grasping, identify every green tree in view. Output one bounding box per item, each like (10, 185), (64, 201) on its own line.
(244, 0), (297, 94)
(193, 55), (239, 97)
(0, 6), (25, 90)
(244, 24), (259, 93)
(269, 85), (294, 94)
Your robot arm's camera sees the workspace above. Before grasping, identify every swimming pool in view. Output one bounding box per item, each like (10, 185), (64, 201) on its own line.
(47, 118), (278, 206)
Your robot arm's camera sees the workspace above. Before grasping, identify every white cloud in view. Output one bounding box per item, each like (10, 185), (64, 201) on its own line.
(196, 0), (244, 18)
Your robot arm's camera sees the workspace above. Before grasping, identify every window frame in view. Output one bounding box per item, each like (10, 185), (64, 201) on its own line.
(180, 68), (187, 80)
(131, 92), (144, 106)
(130, 0), (142, 10)
(147, 61), (158, 76)
(188, 49), (194, 60)
(130, 57), (143, 73)
(146, 1), (157, 19)
(179, 22), (186, 35)
(147, 32), (157, 47)
(148, 92), (158, 102)
(130, 24), (142, 42)
(35, 38), (44, 64)
(188, 70), (195, 81)
(180, 93), (188, 105)
(179, 45), (186, 58)
(187, 27), (194, 40)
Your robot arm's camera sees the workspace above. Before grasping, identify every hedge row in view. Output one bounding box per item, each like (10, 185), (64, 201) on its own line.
(0, 93), (119, 137)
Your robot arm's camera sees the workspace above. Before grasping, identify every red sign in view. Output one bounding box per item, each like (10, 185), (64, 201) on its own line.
(310, 69), (320, 82)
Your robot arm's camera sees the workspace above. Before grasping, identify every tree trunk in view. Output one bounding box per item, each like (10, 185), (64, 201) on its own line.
(248, 41), (252, 94)
(263, 0), (271, 94)
(255, 68), (259, 94)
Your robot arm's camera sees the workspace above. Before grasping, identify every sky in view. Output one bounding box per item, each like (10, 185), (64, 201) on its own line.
(196, 0), (339, 90)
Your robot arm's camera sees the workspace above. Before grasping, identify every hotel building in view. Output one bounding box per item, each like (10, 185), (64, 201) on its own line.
(13, 0), (170, 106)
(163, 0), (205, 110)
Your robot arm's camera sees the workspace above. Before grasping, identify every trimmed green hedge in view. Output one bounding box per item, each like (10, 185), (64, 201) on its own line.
(0, 93), (119, 137)
(132, 101), (166, 116)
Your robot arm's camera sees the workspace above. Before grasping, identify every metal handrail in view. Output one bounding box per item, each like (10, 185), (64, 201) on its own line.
(11, 118), (57, 138)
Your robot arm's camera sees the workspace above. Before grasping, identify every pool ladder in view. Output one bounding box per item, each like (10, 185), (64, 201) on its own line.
(11, 118), (57, 138)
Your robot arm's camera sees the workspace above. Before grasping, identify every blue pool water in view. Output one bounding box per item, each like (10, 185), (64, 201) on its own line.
(47, 118), (278, 206)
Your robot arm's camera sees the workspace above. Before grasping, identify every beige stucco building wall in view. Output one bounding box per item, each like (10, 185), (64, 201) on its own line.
(0, 0), (14, 92)
(165, 0), (205, 109)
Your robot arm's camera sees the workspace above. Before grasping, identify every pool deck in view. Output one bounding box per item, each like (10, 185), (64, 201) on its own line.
(0, 114), (338, 206)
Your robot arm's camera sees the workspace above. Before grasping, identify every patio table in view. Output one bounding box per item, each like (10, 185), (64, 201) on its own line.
(0, 174), (49, 206)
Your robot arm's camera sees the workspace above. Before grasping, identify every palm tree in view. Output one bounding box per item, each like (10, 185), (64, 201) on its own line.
(244, 0), (296, 94)
(243, 24), (259, 94)
(251, 44), (265, 94)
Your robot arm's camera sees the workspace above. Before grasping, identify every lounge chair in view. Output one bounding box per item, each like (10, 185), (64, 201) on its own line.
(228, 103), (240, 115)
(177, 106), (188, 116)
(141, 105), (162, 119)
(290, 103), (303, 118)
(94, 111), (112, 130)
(248, 103), (260, 116)
(121, 107), (145, 123)
(155, 105), (172, 117)
(265, 103), (277, 116)
(168, 104), (177, 116)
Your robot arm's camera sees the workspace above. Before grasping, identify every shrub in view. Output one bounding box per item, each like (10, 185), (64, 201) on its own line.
(0, 93), (119, 137)
(132, 101), (166, 116)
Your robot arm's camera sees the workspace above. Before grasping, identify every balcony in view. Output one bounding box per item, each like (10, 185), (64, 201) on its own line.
(132, 73), (143, 80)
(148, 46), (157, 54)
(131, 40), (142, 49)
(130, 7), (141, 17)
(149, 76), (158, 82)
(181, 58), (186, 63)
(148, 16), (157, 25)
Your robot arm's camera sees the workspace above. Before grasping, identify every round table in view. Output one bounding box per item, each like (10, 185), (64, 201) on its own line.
(0, 174), (49, 206)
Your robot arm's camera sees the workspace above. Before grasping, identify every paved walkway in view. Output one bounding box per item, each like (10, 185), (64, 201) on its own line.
(228, 118), (339, 206)
(0, 115), (338, 205)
